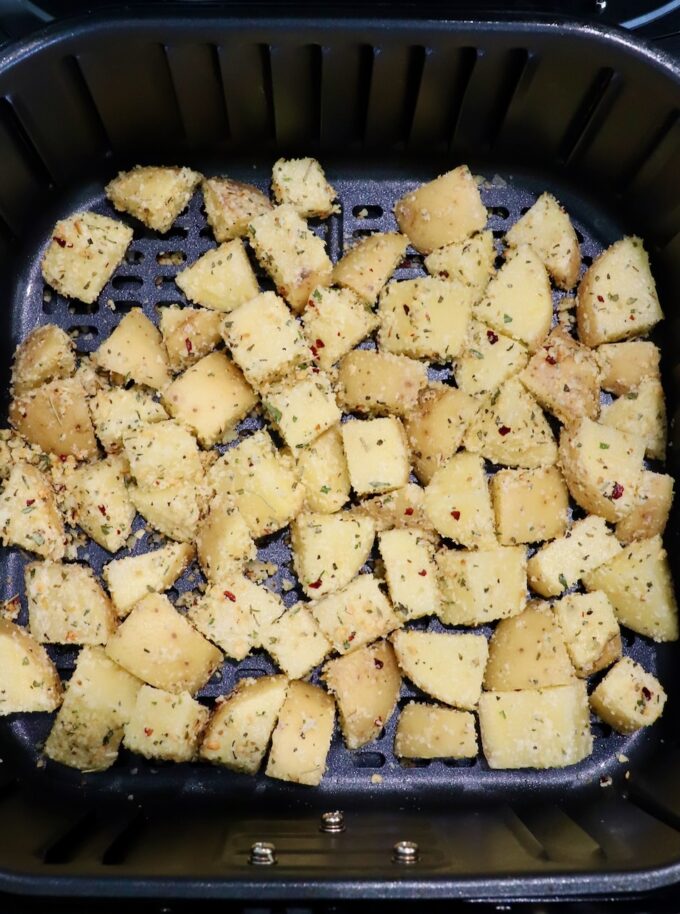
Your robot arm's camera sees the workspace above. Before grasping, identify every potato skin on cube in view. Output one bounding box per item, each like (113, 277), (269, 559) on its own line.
(0, 462), (66, 560)
(553, 591), (621, 678)
(596, 340), (660, 395)
(11, 324), (76, 395)
(196, 494), (255, 582)
(505, 192), (581, 290)
(202, 176), (272, 242)
(89, 386), (168, 453)
(395, 703), (477, 760)
(424, 230), (495, 301)
(490, 466), (569, 546)
(333, 232), (408, 305)
(266, 680), (335, 786)
(337, 349), (428, 419)
(297, 426), (350, 515)
(599, 377), (666, 462)
(0, 617), (62, 715)
(341, 416), (410, 497)
(94, 308), (171, 391)
(406, 385), (480, 484)
(106, 165), (201, 233)
(589, 657), (666, 734)
(159, 305), (223, 371)
(123, 685), (209, 762)
(272, 157), (337, 218)
(10, 377), (97, 460)
(436, 544), (527, 626)
(615, 471), (674, 545)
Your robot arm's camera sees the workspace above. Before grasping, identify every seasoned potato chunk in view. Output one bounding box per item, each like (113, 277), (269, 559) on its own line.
(424, 451), (495, 547)
(505, 192), (580, 290)
(202, 176), (272, 242)
(322, 641), (401, 749)
(351, 483), (436, 540)
(616, 471), (674, 545)
(69, 455), (135, 552)
(41, 211), (133, 305)
(454, 320), (529, 399)
(106, 165), (201, 233)
(262, 370), (341, 450)
(11, 324), (75, 394)
(266, 680), (335, 786)
(600, 378), (666, 461)
(310, 573), (400, 654)
(0, 463), (65, 560)
(297, 426), (350, 514)
(10, 377), (97, 460)
(26, 560), (115, 645)
(590, 657), (666, 734)
(553, 591), (621, 678)
(129, 480), (206, 543)
(395, 703), (477, 759)
(424, 230), (495, 301)
(0, 617), (62, 714)
(263, 604), (331, 679)
(436, 544), (527, 626)
(124, 419), (203, 489)
(94, 309), (171, 391)
(405, 385), (480, 484)
(291, 512), (375, 598)
(379, 528), (439, 620)
(103, 542), (195, 617)
(196, 493), (255, 581)
(337, 350), (428, 418)
(596, 340), (660, 395)
(333, 232), (408, 305)
(159, 305), (223, 371)
(302, 286), (379, 369)
(175, 240), (259, 312)
(272, 157), (337, 218)
(490, 466), (569, 545)
(124, 685), (209, 762)
(341, 417), (410, 496)
(89, 385), (168, 453)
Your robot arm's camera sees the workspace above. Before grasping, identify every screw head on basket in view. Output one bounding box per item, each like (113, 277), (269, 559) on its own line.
(320, 810), (346, 833)
(393, 840), (419, 864)
(249, 841), (277, 866)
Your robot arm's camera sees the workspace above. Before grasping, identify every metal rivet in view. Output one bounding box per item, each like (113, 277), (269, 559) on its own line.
(393, 840), (419, 864)
(249, 841), (277, 866)
(320, 810), (345, 833)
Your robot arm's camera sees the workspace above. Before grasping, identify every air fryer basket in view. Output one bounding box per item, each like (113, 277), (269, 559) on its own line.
(1, 9), (680, 901)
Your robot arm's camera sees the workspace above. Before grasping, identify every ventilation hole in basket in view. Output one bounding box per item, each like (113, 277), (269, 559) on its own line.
(575, 228), (585, 244)
(125, 248), (144, 265)
(353, 228), (377, 239)
(489, 205), (510, 220)
(155, 299), (183, 310)
(110, 300), (140, 314)
(51, 645), (79, 673)
(494, 253), (505, 269)
(164, 225), (189, 241)
(102, 814), (146, 866)
(40, 812), (98, 864)
(199, 225), (214, 240)
(623, 630), (636, 648)
(443, 757), (476, 768)
(520, 206), (531, 216)
(352, 204), (383, 219)
(153, 275), (179, 290)
(67, 301), (99, 316)
(492, 228), (506, 239)
(352, 752), (385, 769)
(111, 275), (144, 291)
(69, 325), (99, 343)
(591, 719), (612, 739)
(235, 667), (267, 682)
(156, 251), (186, 266)
(400, 757), (430, 769)
(582, 254), (593, 267)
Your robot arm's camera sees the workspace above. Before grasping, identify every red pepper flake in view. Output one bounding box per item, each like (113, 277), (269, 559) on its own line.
(597, 294), (605, 303)
(97, 504), (107, 516)
(223, 590), (236, 602)
(185, 338), (193, 354)
(611, 482), (624, 500)
(403, 304), (410, 315)
(53, 235), (68, 248)
(59, 455), (67, 462)
(404, 507), (414, 516)
(641, 686), (653, 701)
(418, 569), (427, 577)
(144, 727), (154, 737)
(545, 353), (557, 365)
(308, 578), (323, 590)
(310, 344), (318, 358)
(347, 631), (356, 642)
(486, 329), (498, 344)
(25, 499), (35, 507)
(315, 338), (325, 349)
(498, 425), (511, 436)
(629, 313), (636, 321)
(374, 658), (384, 669)
(450, 510), (461, 520)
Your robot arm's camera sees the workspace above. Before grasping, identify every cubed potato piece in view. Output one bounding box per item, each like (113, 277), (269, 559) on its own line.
(262, 371), (341, 450)
(11, 324), (76, 394)
(104, 542), (194, 617)
(424, 230), (495, 301)
(263, 604), (331, 679)
(405, 385), (480, 484)
(505, 193), (580, 290)
(590, 657), (666, 734)
(341, 417), (410, 496)
(247, 205), (333, 312)
(454, 320), (529, 399)
(302, 286), (379, 370)
(392, 629), (488, 710)
(379, 528), (439, 620)
(0, 463), (66, 560)
(395, 703), (477, 759)
(600, 378), (666, 461)
(583, 535), (678, 641)
(553, 591), (621, 678)
(0, 617), (62, 714)
(266, 680), (335, 786)
(423, 451), (495, 547)
(474, 245), (552, 351)
(479, 682), (592, 769)
(26, 560), (115, 645)
(527, 515), (622, 598)
(297, 426), (350, 514)
(463, 378), (557, 469)
(106, 165), (201, 233)
(129, 480), (206, 543)
(200, 675), (288, 772)
(124, 419), (203, 488)
(394, 166), (487, 253)
(436, 544), (527, 626)
(175, 240), (259, 313)
(491, 466), (569, 545)
(322, 640), (401, 749)
(208, 430), (303, 537)
(310, 573), (400, 654)
(10, 377), (97, 460)
(333, 232), (408, 305)
(106, 593), (222, 693)
(519, 326), (601, 424)
(378, 276), (474, 361)
(123, 685), (209, 762)
(596, 340), (660, 395)
(69, 455), (135, 552)
(202, 176), (272, 242)
(577, 237), (663, 346)
(159, 305), (223, 371)
(484, 603), (575, 691)
(291, 512), (375, 598)
(94, 309), (171, 391)
(196, 494), (255, 581)
(42, 211), (133, 305)
(271, 157), (337, 218)
(558, 417), (645, 522)
(223, 292), (309, 388)
(90, 386), (168, 453)
(163, 352), (257, 447)
(616, 471), (673, 545)
(337, 350), (428, 418)
(351, 483), (437, 541)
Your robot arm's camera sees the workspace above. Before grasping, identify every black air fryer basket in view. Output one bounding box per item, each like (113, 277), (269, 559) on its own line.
(2, 0), (680, 903)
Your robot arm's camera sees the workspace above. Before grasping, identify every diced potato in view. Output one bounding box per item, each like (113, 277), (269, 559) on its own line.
(200, 675), (288, 772)
(106, 165), (201, 233)
(577, 237), (663, 346)
(405, 385), (480, 484)
(596, 340), (660, 395)
(163, 352), (257, 447)
(106, 593), (222, 693)
(124, 419), (203, 489)
(41, 211), (133, 305)
(590, 657), (666, 734)
(68, 455), (135, 552)
(423, 451), (495, 547)
(89, 385), (168, 453)
(505, 192), (580, 290)
(0, 463), (66, 560)
(266, 680), (335, 786)
(297, 426), (350, 514)
(94, 309), (171, 391)
(104, 542), (194, 617)
(0, 617), (62, 714)
(616, 471), (674, 544)
(490, 466), (569, 545)
(436, 544), (527, 626)
(479, 682), (592, 769)
(129, 480), (206, 543)
(271, 157), (337, 218)
(600, 378), (666, 461)
(392, 629), (488, 709)
(333, 232), (408, 305)
(123, 685), (209, 762)
(553, 591), (621, 678)
(202, 176), (272, 242)
(395, 703), (477, 759)
(379, 528), (439, 620)
(527, 515), (621, 598)
(454, 320), (529, 399)
(10, 377), (97, 460)
(247, 204), (332, 312)
(262, 370), (341, 450)
(341, 416), (410, 496)
(310, 573), (400, 654)
(175, 240), (259, 312)
(196, 493), (255, 581)
(26, 560), (115, 645)
(302, 286), (379, 370)
(394, 165), (487, 253)
(159, 305), (223, 371)
(11, 324), (75, 394)
(351, 483), (437, 540)
(424, 230), (495, 301)
(558, 417), (645, 522)
(322, 640), (401, 749)
(337, 349), (428, 418)
(263, 604), (331, 679)
(291, 512), (375, 598)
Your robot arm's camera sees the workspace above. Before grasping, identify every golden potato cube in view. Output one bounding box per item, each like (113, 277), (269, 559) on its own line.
(590, 657), (666, 734)
(247, 204), (333, 312)
(341, 416), (410, 496)
(196, 493), (255, 581)
(600, 378), (666, 461)
(505, 192), (580, 290)
(106, 165), (201, 233)
(553, 591), (621, 678)
(310, 573), (400, 654)
(103, 542), (194, 617)
(337, 349), (428, 418)
(596, 340), (660, 395)
(379, 528), (439, 620)
(42, 211), (133, 305)
(392, 629), (488, 709)
(10, 377), (97, 460)
(271, 157), (337, 218)
(263, 604), (331, 679)
(333, 232), (408, 305)
(124, 419), (203, 489)
(577, 237), (663, 346)
(490, 466), (569, 545)
(297, 426), (350, 514)
(394, 165), (487, 253)
(89, 385), (168, 453)
(69, 455), (135, 552)
(302, 286), (379, 370)
(262, 371), (341, 450)
(202, 176), (272, 242)
(351, 483), (438, 541)
(424, 230), (495, 301)
(129, 480), (206, 543)
(200, 675), (288, 772)
(266, 680), (335, 786)
(322, 640), (401, 749)
(94, 309), (171, 391)
(291, 511), (375, 598)
(175, 240), (259, 312)
(436, 544), (527, 626)
(123, 685), (209, 762)
(26, 560), (115, 645)
(0, 462), (65, 560)
(527, 515), (621, 598)
(454, 319), (529, 399)
(0, 617), (62, 714)
(616, 471), (674, 545)
(405, 385), (480, 484)
(423, 451), (495, 547)
(159, 305), (223, 371)
(11, 324), (75, 394)
(395, 702), (477, 759)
